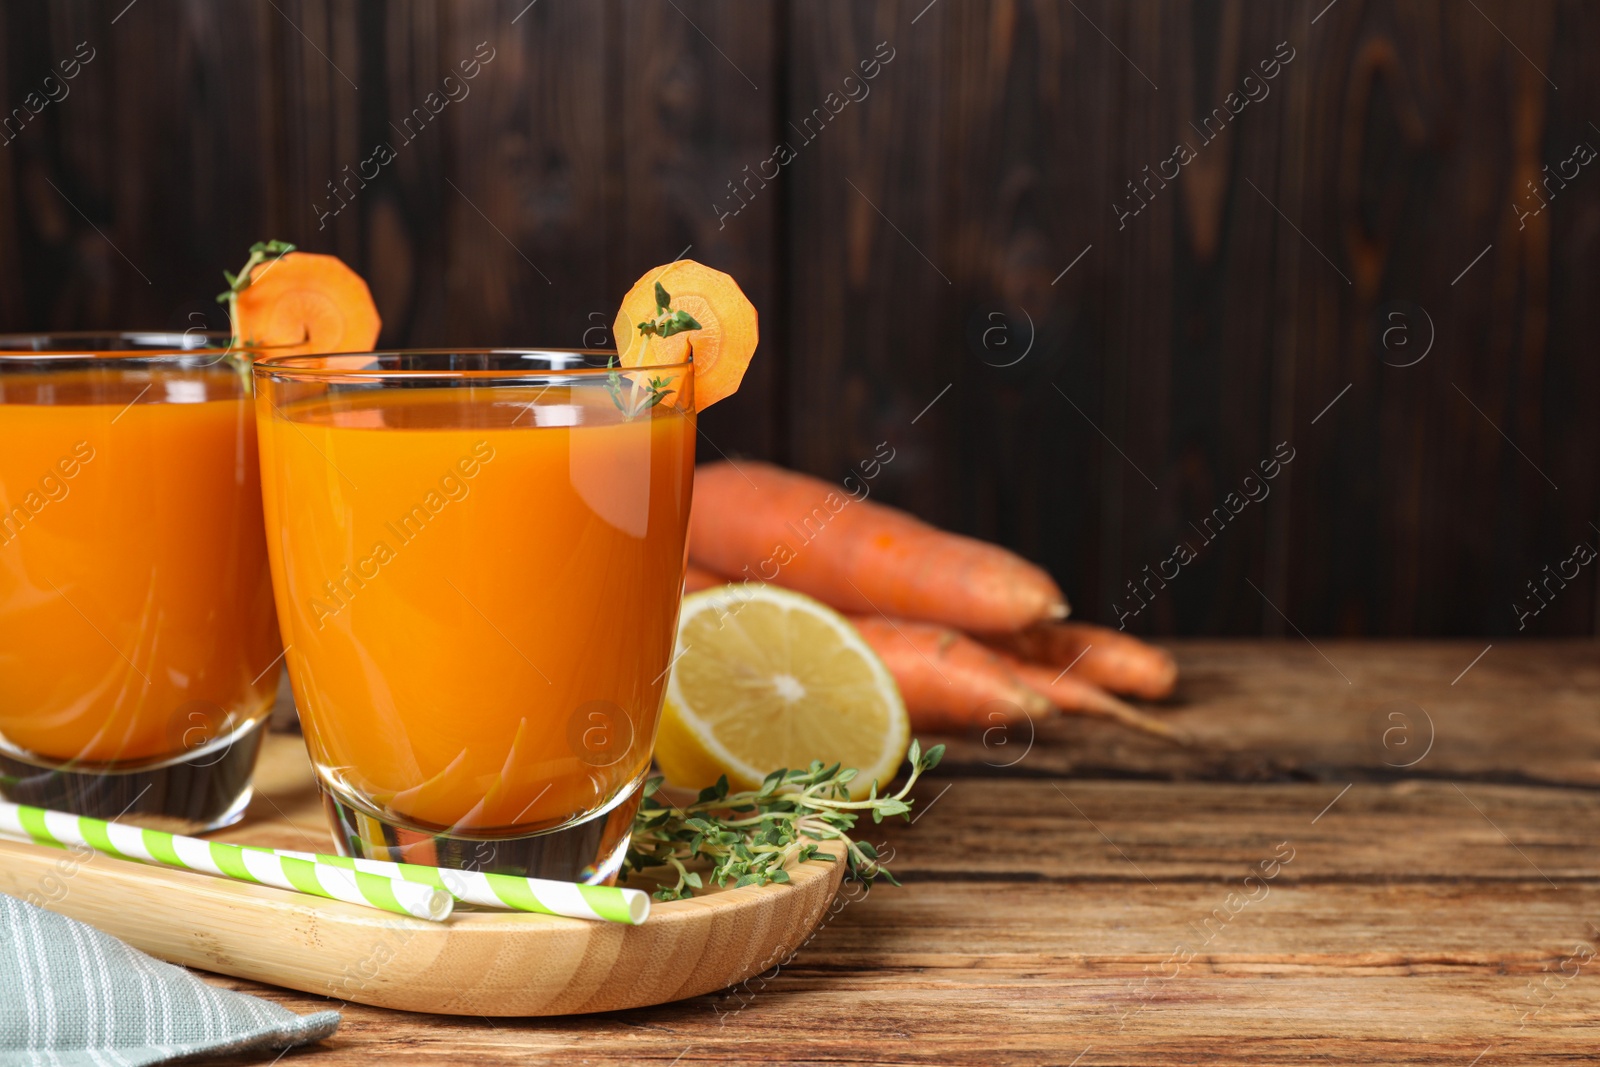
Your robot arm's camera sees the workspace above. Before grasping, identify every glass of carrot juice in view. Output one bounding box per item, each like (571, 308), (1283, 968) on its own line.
(0, 332), (283, 831)
(253, 350), (695, 883)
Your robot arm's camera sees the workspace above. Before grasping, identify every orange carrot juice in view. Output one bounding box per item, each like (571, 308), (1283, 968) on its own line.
(255, 355), (694, 851)
(0, 362), (280, 771)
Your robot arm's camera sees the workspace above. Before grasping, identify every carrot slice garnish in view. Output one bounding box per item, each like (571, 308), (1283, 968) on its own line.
(223, 243), (381, 356)
(613, 259), (758, 410)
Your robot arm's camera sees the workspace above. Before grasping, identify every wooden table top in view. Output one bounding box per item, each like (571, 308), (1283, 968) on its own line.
(207, 639), (1600, 1065)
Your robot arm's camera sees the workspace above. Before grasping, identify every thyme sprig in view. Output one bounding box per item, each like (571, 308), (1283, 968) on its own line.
(637, 281), (702, 339)
(215, 239), (296, 334)
(607, 280), (693, 418)
(605, 358), (677, 420)
(622, 739), (945, 901)
(212, 240), (296, 391)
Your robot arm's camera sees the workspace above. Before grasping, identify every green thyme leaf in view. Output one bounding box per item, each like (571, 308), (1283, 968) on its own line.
(636, 280), (704, 340)
(216, 240), (296, 306)
(603, 355), (678, 421)
(211, 239), (298, 395)
(620, 740), (939, 898)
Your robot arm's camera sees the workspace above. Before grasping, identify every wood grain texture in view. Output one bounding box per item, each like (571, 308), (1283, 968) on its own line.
(0, 733), (849, 1017)
(168, 640), (1600, 1064)
(201, 975), (1600, 1067)
(930, 638), (1600, 787)
(1, 0), (1598, 638)
(780, 0), (1600, 639)
(1281, 0), (1600, 640)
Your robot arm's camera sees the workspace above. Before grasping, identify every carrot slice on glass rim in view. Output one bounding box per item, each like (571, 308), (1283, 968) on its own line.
(231, 248), (381, 356)
(613, 259), (758, 410)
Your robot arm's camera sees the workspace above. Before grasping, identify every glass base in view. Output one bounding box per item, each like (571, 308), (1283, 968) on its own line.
(321, 775), (647, 885)
(0, 716), (268, 833)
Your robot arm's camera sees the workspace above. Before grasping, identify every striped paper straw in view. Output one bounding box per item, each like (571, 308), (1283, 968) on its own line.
(0, 801), (452, 923)
(246, 847), (650, 925)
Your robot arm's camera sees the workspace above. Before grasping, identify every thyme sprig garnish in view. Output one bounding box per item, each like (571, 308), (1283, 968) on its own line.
(215, 239), (296, 337)
(622, 739), (945, 901)
(637, 281), (702, 339)
(212, 240), (296, 391)
(607, 280), (694, 419)
(605, 358), (677, 419)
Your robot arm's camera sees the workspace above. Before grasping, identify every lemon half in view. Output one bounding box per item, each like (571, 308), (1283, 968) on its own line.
(656, 584), (909, 800)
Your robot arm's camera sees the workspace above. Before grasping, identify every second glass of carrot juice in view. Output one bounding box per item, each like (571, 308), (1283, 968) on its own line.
(253, 350), (695, 883)
(0, 333), (282, 831)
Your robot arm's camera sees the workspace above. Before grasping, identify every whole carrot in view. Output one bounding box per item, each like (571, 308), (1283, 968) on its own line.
(691, 462), (1068, 632)
(997, 654), (1188, 745)
(984, 622), (1177, 700)
(849, 615), (1051, 731)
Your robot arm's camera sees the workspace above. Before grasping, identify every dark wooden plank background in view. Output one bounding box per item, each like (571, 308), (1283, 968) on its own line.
(1, 0), (1595, 638)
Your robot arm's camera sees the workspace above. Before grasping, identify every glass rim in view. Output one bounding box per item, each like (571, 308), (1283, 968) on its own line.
(0, 330), (293, 365)
(252, 348), (695, 383)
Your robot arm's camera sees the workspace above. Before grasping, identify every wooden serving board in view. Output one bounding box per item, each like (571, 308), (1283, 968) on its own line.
(0, 733), (846, 1016)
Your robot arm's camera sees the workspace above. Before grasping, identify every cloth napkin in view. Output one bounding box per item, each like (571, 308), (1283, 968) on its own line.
(1, 893), (339, 1066)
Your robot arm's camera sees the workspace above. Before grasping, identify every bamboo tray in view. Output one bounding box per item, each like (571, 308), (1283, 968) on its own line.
(0, 733), (846, 1016)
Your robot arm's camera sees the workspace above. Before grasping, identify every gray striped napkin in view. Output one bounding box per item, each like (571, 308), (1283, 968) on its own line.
(1, 893), (339, 1066)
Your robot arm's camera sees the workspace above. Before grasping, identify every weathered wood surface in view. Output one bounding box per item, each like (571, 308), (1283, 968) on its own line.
(168, 641), (1600, 1063)
(932, 638), (1600, 786)
(2, 1), (1597, 637)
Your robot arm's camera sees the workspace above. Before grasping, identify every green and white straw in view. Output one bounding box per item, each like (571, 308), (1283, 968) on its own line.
(247, 848), (650, 925)
(0, 800), (651, 926)
(0, 801), (452, 922)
